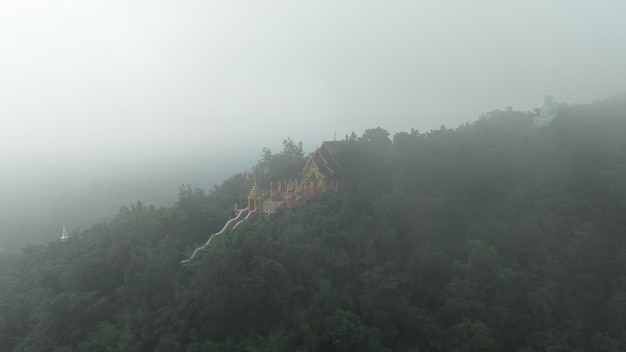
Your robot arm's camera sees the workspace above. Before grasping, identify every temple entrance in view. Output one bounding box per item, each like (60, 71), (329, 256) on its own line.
(311, 173), (318, 193)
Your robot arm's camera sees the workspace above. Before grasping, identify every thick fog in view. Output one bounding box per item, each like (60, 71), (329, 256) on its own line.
(1, 0), (625, 249)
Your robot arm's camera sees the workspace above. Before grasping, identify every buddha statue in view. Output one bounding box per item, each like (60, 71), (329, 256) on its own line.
(533, 95), (559, 127)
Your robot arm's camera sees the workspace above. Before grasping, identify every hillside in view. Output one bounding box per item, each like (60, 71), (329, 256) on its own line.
(1, 95), (626, 351)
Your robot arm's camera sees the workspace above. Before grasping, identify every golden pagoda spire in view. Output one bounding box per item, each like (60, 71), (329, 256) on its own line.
(248, 173), (262, 211)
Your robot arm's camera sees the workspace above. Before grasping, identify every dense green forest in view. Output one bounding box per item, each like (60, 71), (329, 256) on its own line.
(1, 96), (626, 351)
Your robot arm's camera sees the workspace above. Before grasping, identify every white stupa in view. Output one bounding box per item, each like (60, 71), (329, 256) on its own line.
(60, 225), (69, 241)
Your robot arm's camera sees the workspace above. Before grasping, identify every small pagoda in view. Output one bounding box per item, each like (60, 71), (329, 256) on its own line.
(60, 225), (69, 241)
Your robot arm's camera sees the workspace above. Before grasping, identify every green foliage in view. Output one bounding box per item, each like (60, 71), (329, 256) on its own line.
(447, 318), (498, 352)
(1, 96), (626, 351)
(318, 309), (389, 352)
(254, 138), (306, 188)
(91, 321), (119, 350)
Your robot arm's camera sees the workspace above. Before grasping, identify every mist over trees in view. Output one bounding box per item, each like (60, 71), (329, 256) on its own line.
(1, 95), (626, 351)
(0, 151), (255, 252)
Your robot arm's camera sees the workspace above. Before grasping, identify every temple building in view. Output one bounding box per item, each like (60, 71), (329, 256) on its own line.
(264, 140), (344, 212)
(181, 141), (345, 264)
(299, 140), (342, 189)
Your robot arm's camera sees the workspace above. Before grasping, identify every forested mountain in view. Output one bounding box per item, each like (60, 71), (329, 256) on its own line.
(1, 96), (626, 351)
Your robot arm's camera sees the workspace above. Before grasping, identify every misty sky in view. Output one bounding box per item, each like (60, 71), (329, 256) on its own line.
(1, 0), (625, 163)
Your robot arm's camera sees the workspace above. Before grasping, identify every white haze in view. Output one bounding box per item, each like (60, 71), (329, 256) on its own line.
(1, 0), (625, 248)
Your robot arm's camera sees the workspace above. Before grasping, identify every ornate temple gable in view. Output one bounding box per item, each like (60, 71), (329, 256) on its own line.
(299, 141), (343, 182)
(299, 155), (328, 182)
